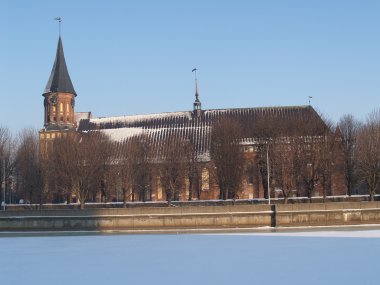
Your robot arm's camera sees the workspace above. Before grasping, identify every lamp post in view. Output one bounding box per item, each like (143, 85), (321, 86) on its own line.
(2, 159), (5, 211)
(266, 142), (270, 205)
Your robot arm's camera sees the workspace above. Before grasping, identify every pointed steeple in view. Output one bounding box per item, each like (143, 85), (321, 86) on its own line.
(44, 36), (76, 96)
(195, 78), (200, 102)
(192, 68), (201, 116)
(194, 78), (201, 107)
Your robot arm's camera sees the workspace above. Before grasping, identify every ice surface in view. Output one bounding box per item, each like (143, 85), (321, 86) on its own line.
(0, 230), (379, 285)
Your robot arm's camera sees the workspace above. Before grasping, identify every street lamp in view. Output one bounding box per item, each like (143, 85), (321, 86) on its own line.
(2, 159), (5, 211)
(266, 142), (270, 205)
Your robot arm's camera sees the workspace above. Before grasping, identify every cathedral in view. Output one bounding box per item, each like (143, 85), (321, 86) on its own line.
(39, 36), (347, 203)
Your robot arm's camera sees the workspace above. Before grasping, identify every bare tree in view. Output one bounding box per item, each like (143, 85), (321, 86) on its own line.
(338, 114), (361, 195)
(115, 141), (134, 207)
(211, 119), (245, 200)
(47, 132), (112, 209)
(292, 114), (331, 199)
(0, 127), (17, 205)
(318, 135), (337, 201)
(15, 129), (43, 204)
(186, 142), (200, 201)
(158, 136), (191, 206)
(309, 118), (339, 201)
(270, 137), (299, 204)
(356, 110), (380, 201)
(129, 136), (153, 202)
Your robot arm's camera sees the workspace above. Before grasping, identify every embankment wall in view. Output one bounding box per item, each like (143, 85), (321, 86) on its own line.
(1, 202), (380, 232)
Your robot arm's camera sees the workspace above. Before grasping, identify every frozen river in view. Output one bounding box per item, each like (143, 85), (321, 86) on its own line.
(1, 229), (379, 285)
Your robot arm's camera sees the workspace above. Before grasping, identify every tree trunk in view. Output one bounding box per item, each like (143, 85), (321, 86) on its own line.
(347, 184), (352, 196)
(322, 180), (327, 203)
(188, 176), (193, 201)
(370, 190), (375, 201)
(167, 191), (172, 207)
(80, 199), (85, 209)
(122, 187), (127, 208)
(224, 187), (228, 201)
(39, 195), (43, 209)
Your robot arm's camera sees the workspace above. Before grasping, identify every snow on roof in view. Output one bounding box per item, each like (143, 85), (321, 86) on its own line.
(75, 112), (92, 122)
(77, 105), (326, 162)
(91, 111), (192, 126)
(101, 127), (145, 142)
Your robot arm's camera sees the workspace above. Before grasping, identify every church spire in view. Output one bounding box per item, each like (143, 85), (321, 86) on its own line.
(195, 77), (199, 102)
(42, 28), (77, 131)
(192, 68), (202, 117)
(43, 36), (76, 96)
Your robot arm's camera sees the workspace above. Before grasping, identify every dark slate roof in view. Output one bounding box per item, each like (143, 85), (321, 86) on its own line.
(43, 37), (77, 96)
(78, 106), (328, 161)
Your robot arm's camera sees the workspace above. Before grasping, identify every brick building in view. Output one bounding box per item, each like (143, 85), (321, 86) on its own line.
(39, 36), (347, 203)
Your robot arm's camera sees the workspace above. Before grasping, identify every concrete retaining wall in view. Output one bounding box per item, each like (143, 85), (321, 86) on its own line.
(275, 202), (380, 227)
(1, 202), (380, 232)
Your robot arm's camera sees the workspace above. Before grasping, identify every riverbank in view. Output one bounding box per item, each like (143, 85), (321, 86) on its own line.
(1, 201), (380, 232)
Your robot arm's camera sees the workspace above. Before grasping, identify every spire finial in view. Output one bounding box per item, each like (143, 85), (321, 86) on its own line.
(192, 68), (197, 80)
(192, 68), (201, 115)
(54, 17), (62, 37)
(192, 68), (198, 100)
(308, 96), (312, 105)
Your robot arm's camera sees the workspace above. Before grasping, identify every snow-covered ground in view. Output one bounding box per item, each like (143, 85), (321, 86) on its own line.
(0, 230), (379, 285)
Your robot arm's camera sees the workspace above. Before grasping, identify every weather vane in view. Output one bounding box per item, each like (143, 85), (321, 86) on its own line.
(192, 68), (197, 80)
(308, 96), (312, 105)
(54, 17), (62, 36)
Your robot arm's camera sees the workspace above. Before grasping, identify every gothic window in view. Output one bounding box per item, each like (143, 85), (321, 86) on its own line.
(201, 168), (209, 191)
(66, 103), (70, 113)
(157, 177), (163, 200)
(185, 178), (190, 200)
(59, 102), (63, 114)
(52, 106), (56, 114)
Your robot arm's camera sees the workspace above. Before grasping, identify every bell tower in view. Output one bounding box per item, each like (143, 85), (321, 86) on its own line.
(43, 36), (77, 131)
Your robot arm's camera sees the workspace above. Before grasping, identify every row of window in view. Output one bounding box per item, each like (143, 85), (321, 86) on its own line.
(40, 132), (68, 140)
(51, 103), (71, 115)
(50, 116), (71, 123)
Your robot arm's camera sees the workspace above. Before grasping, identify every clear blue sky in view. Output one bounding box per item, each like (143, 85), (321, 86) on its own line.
(1, 0), (379, 132)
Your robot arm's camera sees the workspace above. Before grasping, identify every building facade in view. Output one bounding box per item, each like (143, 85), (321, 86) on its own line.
(39, 37), (347, 203)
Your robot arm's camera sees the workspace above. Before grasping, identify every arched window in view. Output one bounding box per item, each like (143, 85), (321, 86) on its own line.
(157, 177), (163, 200)
(66, 103), (70, 113)
(59, 102), (63, 114)
(201, 168), (209, 191)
